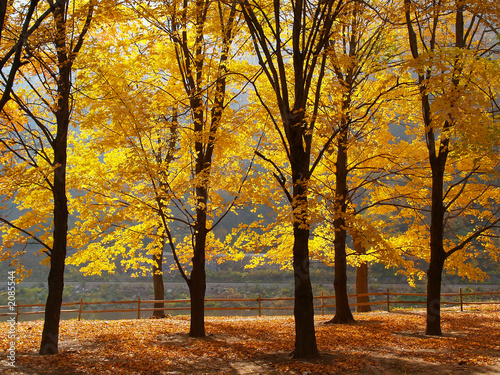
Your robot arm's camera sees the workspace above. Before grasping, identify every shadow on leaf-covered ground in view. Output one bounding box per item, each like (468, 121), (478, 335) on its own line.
(1, 306), (499, 374)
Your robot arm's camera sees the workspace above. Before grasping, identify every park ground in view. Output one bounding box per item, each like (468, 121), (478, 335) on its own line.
(1, 305), (499, 374)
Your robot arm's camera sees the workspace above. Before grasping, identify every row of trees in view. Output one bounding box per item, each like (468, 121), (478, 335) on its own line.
(1, 0), (499, 358)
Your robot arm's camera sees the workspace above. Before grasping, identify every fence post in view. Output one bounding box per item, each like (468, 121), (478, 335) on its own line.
(460, 287), (463, 312)
(321, 292), (325, 316)
(15, 302), (19, 323)
(137, 297), (141, 319)
(386, 288), (390, 312)
(258, 294), (261, 317)
(78, 299), (83, 321)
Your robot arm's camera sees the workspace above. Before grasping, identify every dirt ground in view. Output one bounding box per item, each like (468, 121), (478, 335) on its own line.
(1, 306), (499, 374)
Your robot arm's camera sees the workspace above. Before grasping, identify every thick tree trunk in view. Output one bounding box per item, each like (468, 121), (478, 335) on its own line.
(152, 249), (165, 318)
(289, 127), (318, 358)
(329, 130), (354, 324)
(426, 250), (445, 335)
(189, 248), (206, 337)
(292, 225), (318, 358)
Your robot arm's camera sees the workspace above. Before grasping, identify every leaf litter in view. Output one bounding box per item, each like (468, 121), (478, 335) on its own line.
(1, 305), (499, 374)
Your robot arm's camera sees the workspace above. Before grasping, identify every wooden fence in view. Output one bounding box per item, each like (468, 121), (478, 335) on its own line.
(1, 288), (499, 322)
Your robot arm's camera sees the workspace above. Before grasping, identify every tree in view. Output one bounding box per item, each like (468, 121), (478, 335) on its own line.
(0, 0), (94, 354)
(68, 108), (180, 319)
(403, 0), (500, 335)
(311, 0), (403, 322)
(240, 0), (344, 358)
(65, 11), (183, 319)
(133, 0), (247, 337)
(67, 0), (254, 336)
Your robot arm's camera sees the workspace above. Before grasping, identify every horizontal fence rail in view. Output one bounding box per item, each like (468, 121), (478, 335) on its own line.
(1, 288), (499, 322)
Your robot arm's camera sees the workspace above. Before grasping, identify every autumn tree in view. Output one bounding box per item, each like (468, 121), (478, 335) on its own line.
(240, 0), (345, 358)
(66, 0), (254, 336)
(403, 0), (500, 335)
(68, 109), (180, 319)
(0, 0), (94, 354)
(313, 0), (405, 323)
(130, 0), (251, 337)
(65, 9), (183, 319)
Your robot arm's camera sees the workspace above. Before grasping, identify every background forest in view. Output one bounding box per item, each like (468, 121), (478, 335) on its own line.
(1, 0), (499, 357)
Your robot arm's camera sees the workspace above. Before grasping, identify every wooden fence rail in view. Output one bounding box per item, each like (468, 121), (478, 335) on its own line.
(1, 288), (499, 322)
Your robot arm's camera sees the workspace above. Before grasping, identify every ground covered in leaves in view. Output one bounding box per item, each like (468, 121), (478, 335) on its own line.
(1, 306), (499, 374)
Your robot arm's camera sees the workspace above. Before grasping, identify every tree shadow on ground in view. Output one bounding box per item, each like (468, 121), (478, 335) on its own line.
(259, 351), (500, 375)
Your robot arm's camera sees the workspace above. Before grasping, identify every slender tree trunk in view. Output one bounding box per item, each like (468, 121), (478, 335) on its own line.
(188, 91), (208, 337)
(424, 4), (462, 334)
(352, 229), (371, 312)
(331, 235), (354, 323)
(39, 162), (67, 354)
(355, 262), (370, 313)
(31, 0), (92, 355)
(189, 186), (207, 337)
(426, 158), (447, 335)
(39, 1), (71, 353)
(330, 130), (354, 324)
(405, 0), (455, 337)
(152, 246), (165, 318)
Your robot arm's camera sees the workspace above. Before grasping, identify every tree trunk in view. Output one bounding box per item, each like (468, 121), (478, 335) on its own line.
(355, 262), (371, 313)
(292, 225), (318, 358)
(405, 0), (453, 337)
(39, 1), (70, 353)
(39, 82), (69, 355)
(426, 249), (445, 335)
(39, 164), (67, 354)
(426, 158), (447, 335)
(330, 235), (354, 323)
(189, 186), (207, 337)
(189, 245), (206, 337)
(352, 230), (371, 313)
(425, 76), (472, 335)
(152, 249), (165, 318)
(329, 130), (354, 324)
(289, 124), (318, 358)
